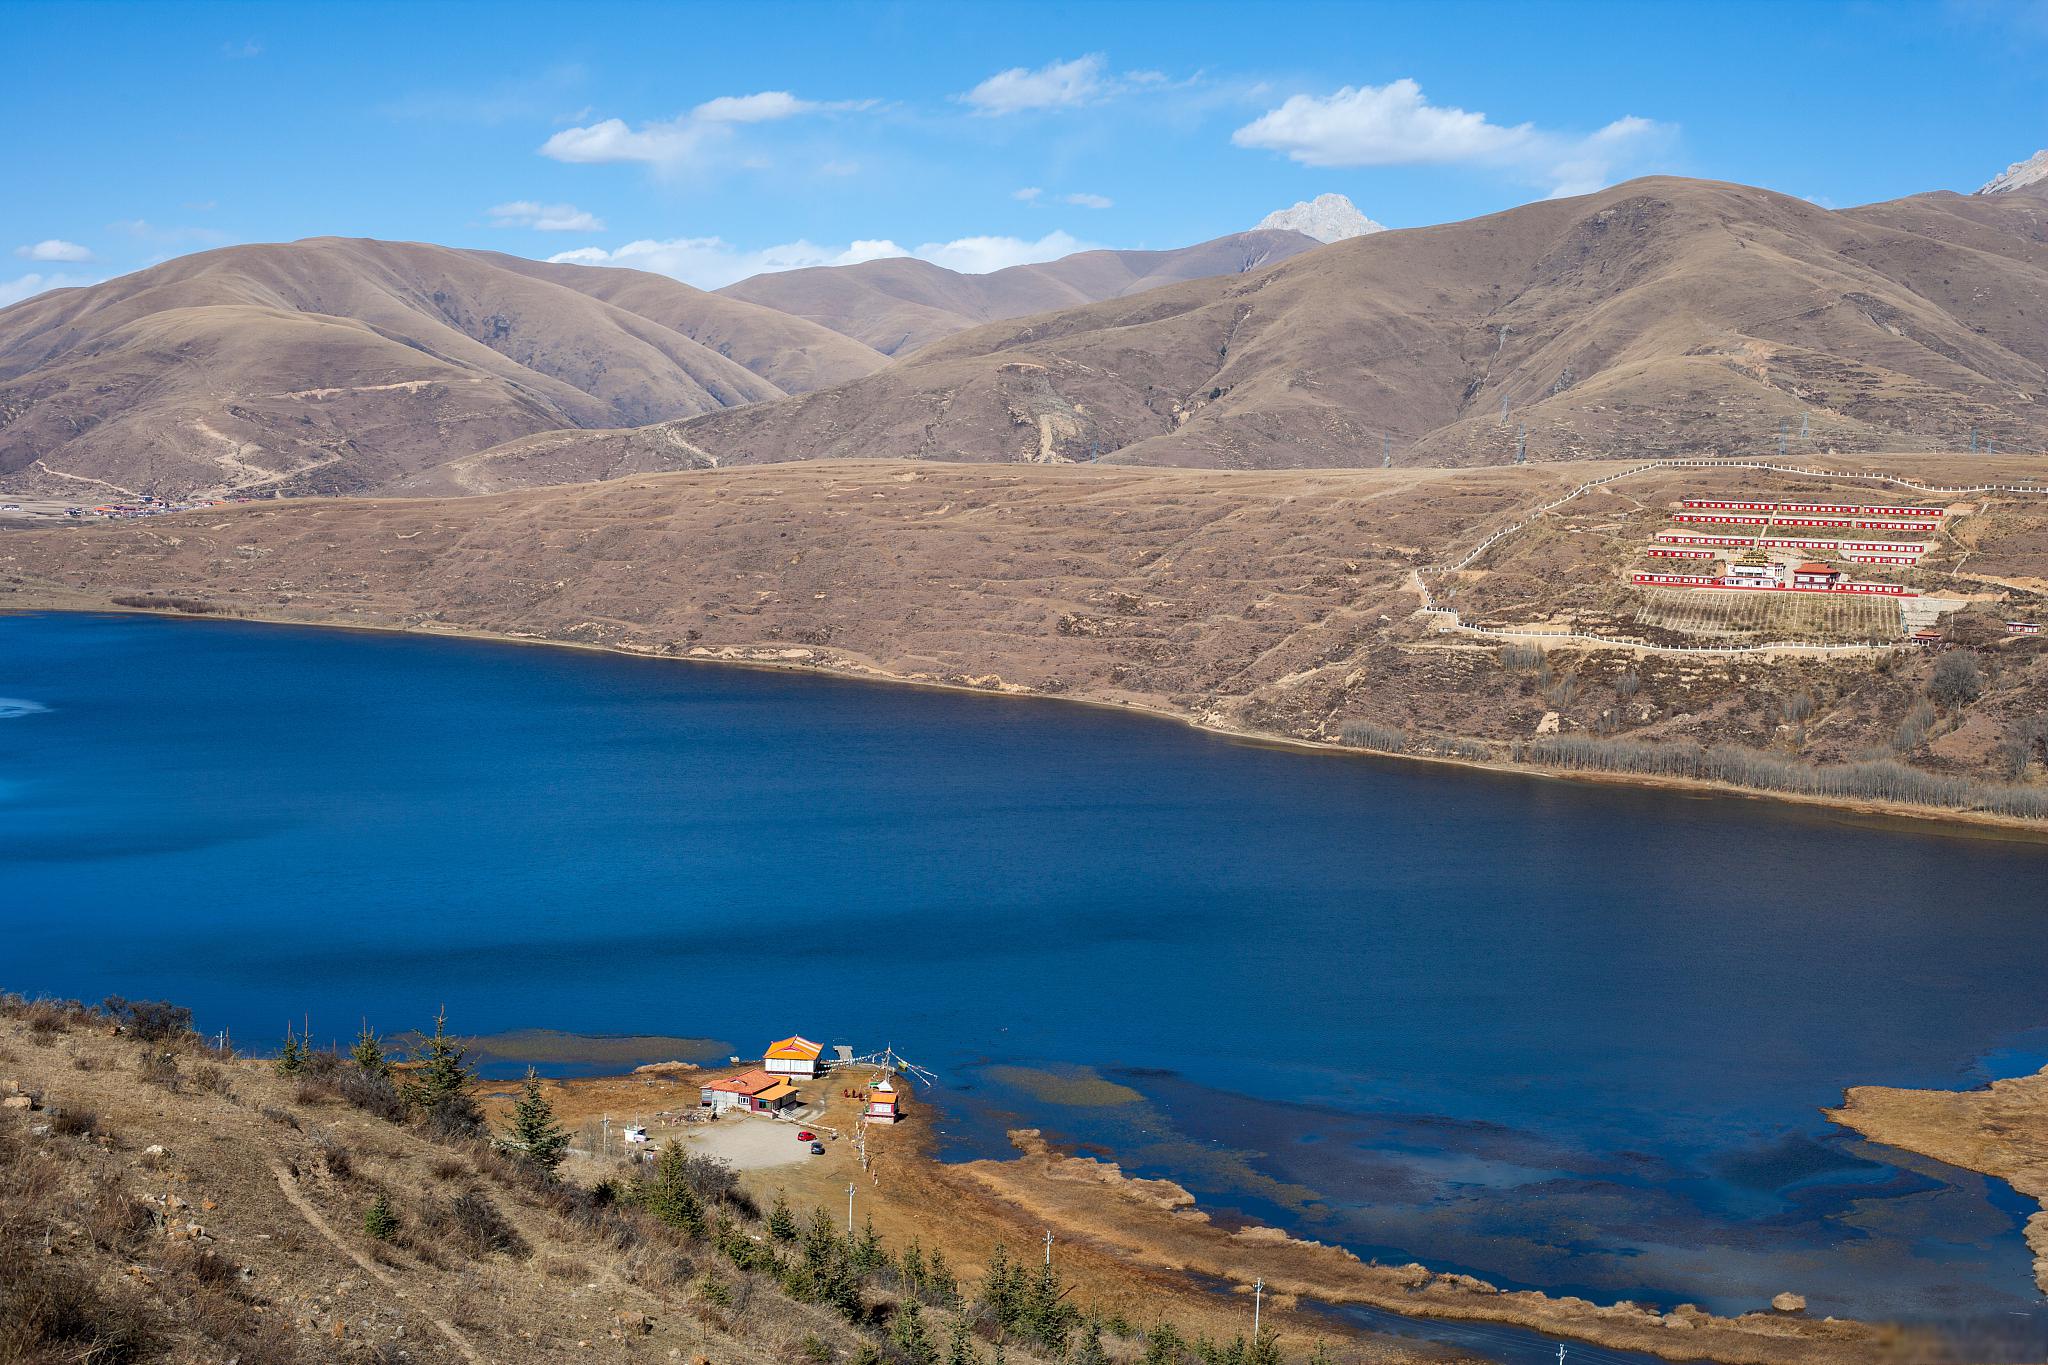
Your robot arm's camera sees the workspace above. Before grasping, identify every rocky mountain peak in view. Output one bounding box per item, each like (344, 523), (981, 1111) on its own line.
(1256, 193), (1386, 243)
(1978, 149), (2048, 195)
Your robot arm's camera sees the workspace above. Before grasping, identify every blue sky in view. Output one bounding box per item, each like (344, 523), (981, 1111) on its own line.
(7, 0), (2046, 304)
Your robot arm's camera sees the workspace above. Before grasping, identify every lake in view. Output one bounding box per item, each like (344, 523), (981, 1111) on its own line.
(5, 611), (2046, 1356)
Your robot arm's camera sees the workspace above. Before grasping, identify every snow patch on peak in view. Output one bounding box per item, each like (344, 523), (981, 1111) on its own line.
(1256, 193), (1386, 243)
(1979, 149), (2048, 195)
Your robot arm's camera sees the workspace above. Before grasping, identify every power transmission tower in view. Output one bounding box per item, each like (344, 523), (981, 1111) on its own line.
(1778, 419), (1788, 458)
(1500, 394), (1510, 426)
(1799, 412), (1809, 441)
(1969, 426), (1978, 455)
(1515, 424), (1527, 464)
(1382, 432), (1391, 468)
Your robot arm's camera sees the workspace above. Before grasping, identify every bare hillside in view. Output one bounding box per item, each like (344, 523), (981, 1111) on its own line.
(7, 455), (2046, 824)
(482, 177), (2048, 485)
(0, 239), (883, 500)
(716, 229), (1320, 356)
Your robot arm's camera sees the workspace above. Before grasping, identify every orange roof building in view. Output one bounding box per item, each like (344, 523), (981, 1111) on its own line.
(864, 1082), (903, 1125)
(763, 1035), (825, 1078)
(702, 1068), (800, 1113)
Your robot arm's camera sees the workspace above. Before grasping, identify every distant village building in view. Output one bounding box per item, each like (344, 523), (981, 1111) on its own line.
(2007, 621), (2042, 636)
(864, 1082), (903, 1125)
(1791, 561), (1843, 589)
(1721, 547), (1784, 588)
(702, 1069), (800, 1114)
(1910, 628), (1947, 650)
(763, 1035), (825, 1078)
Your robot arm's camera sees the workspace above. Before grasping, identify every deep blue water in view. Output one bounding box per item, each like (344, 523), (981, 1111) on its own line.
(5, 612), (2048, 1356)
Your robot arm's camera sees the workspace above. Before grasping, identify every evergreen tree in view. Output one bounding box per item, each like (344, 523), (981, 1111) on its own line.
(404, 1006), (482, 1135)
(900, 1237), (929, 1296)
(1071, 1319), (1110, 1365)
(890, 1301), (939, 1365)
(363, 1194), (397, 1240)
(643, 1141), (707, 1238)
(350, 1021), (390, 1077)
(502, 1066), (569, 1175)
(1019, 1254), (1076, 1354)
(978, 1241), (1023, 1329)
(851, 1214), (885, 1273)
(274, 1024), (306, 1077)
(924, 1246), (959, 1307)
(944, 1319), (980, 1365)
(768, 1190), (798, 1241)
(1142, 1323), (1188, 1365)
(1246, 1332), (1285, 1365)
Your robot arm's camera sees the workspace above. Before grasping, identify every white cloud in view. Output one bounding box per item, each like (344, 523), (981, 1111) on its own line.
(1062, 192), (1113, 209)
(548, 237), (909, 289)
(541, 91), (874, 168)
(963, 55), (1111, 114)
(547, 228), (1096, 288)
(0, 271), (98, 307)
(14, 239), (94, 263)
(1013, 186), (1043, 202)
(1232, 79), (1674, 195)
(486, 200), (605, 232)
(914, 230), (1093, 274)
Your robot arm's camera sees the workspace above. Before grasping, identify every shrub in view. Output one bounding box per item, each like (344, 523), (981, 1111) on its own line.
(1929, 651), (1984, 709)
(101, 996), (194, 1043)
(138, 1049), (181, 1091)
(426, 1190), (527, 1259)
(1338, 722), (1407, 753)
(1894, 700), (1935, 752)
(49, 1107), (97, 1138)
(364, 1195), (398, 1241)
(1499, 644), (1543, 672)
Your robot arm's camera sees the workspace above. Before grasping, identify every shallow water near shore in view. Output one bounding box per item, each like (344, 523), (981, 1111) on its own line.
(6, 611), (2048, 1355)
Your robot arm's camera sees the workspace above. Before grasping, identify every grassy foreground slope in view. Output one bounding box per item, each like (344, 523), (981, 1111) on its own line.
(2, 996), (1399, 1365)
(4, 454), (2046, 822)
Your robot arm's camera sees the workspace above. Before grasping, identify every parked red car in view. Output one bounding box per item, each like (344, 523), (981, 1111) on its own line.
(796, 1130), (816, 1142)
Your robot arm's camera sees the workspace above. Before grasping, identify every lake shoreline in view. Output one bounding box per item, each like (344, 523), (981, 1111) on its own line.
(9, 592), (2045, 844)
(508, 1060), (1931, 1365)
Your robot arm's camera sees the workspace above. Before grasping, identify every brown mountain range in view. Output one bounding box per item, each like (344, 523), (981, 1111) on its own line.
(682, 177), (2048, 469)
(433, 175), (2048, 493)
(0, 238), (886, 499)
(715, 227), (1320, 356)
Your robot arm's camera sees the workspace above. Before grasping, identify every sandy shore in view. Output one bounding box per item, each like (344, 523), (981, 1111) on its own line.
(1829, 1067), (2048, 1297)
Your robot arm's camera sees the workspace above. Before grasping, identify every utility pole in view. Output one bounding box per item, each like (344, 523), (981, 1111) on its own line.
(847, 1182), (856, 1234)
(1382, 432), (1390, 468)
(601, 1115), (610, 1158)
(1253, 1277), (1264, 1337)
(1043, 1229), (1054, 1266)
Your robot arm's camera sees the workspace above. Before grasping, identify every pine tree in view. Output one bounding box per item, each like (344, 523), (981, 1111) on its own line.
(890, 1301), (939, 1365)
(851, 1214), (884, 1273)
(1142, 1323), (1188, 1365)
(643, 1141), (706, 1238)
(1071, 1320), (1110, 1365)
(944, 1320), (980, 1365)
(1246, 1332), (1285, 1365)
(350, 1022), (390, 1077)
(925, 1246), (959, 1307)
(768, 1190), (797, 1241)
(900, 1237), (928, 1296)
(274, 1024), (306, 1077)
(404, 1006), (482, 1135)
(363, 1194), (397, 1241)
(502, 1066), (569, 1175)
(1019, 1255), (1075, 1354)
(978, 1241), (1021, 1328)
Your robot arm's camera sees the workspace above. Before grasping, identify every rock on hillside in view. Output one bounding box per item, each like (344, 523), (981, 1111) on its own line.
(1979, 149), (2048, 195)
